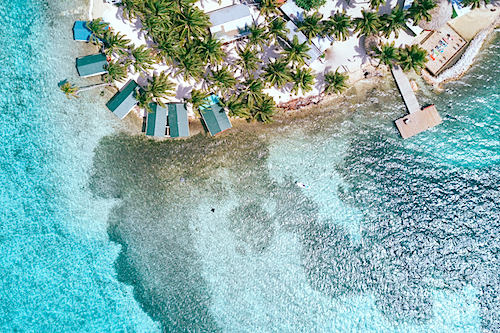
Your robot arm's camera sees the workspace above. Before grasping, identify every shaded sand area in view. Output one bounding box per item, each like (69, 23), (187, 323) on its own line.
(87, 37), (500, 331)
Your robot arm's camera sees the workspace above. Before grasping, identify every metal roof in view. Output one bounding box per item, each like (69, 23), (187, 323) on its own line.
(199, 95), (232, 136)
(145, 103), (167, 137)
(76, 53), (108, 77)
(73, 21), (92, 41)
(284, 20), (322, 66)
(106, 80), (139, 119)
(208, 4), (253, 42)
(168, 103), (190, 138)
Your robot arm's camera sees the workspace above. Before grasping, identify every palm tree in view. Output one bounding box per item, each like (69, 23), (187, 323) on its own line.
(381, 6), (406, 38)
(323, 69), (348, 95)
(353, 10), (381, 37)
(186, 89), (209, 114)
(130, 44), (155, 73)
(326, 11), (352, 41)
(86, 18), (108, 44)
(103, 61), (128, 83)
(242, 77), (264, 107)
(220, 94), (250, 119)
(397, 44), (428, 73)
(369, 0), (386, 11)
(258, 0), (280, 19)
(406, 0), (436, 24)
(248, 24), (268, 50)
(461, 0), (489, 8)
(374, 42), (398, 68)
(210, 67), (237, 94)
(121, 0), (142, 20)
(283, 35), (311, 68)
(267, 17), (290, 44)
(102, 30), (131, 57)
(59, 81), (79, 99)
(173, 6), (210, 42)
(298, 12), (324, 41)
(251, 95), (276, 123)
(176, 53), (205, 82)
(263, 60), (292, 89)
(236, 46), (261, 75)
(139, 72), (175, 111)
(197, 34), (226, 67)
(291, 68), (315, 95)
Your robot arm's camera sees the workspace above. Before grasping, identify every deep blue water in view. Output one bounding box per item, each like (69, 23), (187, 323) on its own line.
(0, 0), (498, 332)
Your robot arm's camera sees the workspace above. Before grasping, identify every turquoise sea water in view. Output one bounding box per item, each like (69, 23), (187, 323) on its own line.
(1, 0), (499, 332)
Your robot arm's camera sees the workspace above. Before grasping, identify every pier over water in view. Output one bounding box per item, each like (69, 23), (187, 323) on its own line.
(392, 66), (442, 139)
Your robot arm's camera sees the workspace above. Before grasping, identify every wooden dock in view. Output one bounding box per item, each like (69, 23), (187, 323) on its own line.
(395, 105), (442, 139)
(391, 65), (442, 139)
(391, 65), (420, 114)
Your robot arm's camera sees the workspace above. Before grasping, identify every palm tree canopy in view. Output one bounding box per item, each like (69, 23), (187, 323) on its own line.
(298, 12), (324, 41)
(291, 68), (315, 95)
(381, 7), (406, 38)
(369, 0), (386, 11)
(242, 77), (265, 107)
(267, 17), (290, 43)
(374, 42), (398, 68)
(461, 0), (490, 9)
(173, 6), (210, 42)
(59, 81), (79, 99)
(327, 12), (352, 41)
(250, 95), (276, 123)
(210, 67), (237, 92)
(323, 69), (349, 95)
(187, 89), (210, 113)
(86, 18), (108, 41)
(259, 0), (280, 18)
(248, 24), (268, 50)
(102, 30), (131, 57)
(197, 34), (226, 67)
(104, 61), (128, 83)
(130, 44), (155, 73)
(353, 10), (381, 37)
(236, 46), (261, 74)
(283, 35), (311, 67)
(397, 44), (428, 73)
(263, 60), (292, 89)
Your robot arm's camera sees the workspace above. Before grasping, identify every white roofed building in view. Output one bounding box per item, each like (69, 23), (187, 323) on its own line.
(208, 4), (254, 43)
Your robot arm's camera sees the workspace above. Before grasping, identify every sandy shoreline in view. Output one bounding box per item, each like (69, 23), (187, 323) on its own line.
(89, 0), (498, 125)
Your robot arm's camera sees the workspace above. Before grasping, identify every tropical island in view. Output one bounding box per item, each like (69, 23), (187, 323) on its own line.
(62, 0), (498, 138)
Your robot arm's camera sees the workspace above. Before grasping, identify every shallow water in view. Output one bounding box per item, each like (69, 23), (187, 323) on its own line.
(0, 0), (157, 331)
(89, 37), (499, 331)
(1, 0), (499, 331)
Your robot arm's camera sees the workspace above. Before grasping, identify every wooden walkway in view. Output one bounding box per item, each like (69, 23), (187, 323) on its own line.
(391, 65), (420, 114)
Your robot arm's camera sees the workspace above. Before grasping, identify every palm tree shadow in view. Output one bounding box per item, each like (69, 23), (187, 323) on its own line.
(334, 0), (356, 11)
(176, 84), (192, 100)
(354, 36), (370, 64)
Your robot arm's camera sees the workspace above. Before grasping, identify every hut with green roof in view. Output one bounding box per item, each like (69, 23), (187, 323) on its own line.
(145, 103), (189, 138)
(199, 95), (232, 136)
(106, 80), (139, 119)
(167, 103), (189, 138)
(76, 53), (108, 78)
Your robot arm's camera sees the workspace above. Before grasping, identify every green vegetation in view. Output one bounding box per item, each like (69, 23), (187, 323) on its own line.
(295, 0), (326, 11)
(461, 0), (490, 9)
(373, 43), (428, 73)
(91, 0), (437, 125)
(323, 70), (348, 95)
(59, 81), (79, 99)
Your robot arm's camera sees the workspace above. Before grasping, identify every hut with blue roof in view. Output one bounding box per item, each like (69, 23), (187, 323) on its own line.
(106, 80), (139, 119)
(145, 103), (189, 138)
(199, 95), (232, 136)
(76, 53), (108, 77)
(73, 21), (92, 41)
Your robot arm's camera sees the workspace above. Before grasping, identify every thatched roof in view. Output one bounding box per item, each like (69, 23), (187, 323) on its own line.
(418, 0), (453, 30)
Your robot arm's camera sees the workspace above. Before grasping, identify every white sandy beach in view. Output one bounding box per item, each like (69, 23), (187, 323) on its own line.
(90, 0), (420, 115)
